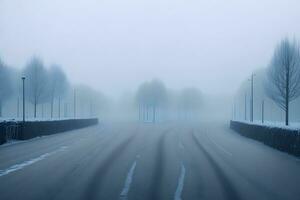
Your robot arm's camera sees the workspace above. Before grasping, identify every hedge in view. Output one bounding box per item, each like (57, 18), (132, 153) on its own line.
(0, 118), (98, 145)
(230, 121), (300, 157)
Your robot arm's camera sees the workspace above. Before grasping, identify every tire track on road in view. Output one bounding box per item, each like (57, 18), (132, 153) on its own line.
(38, 126), (123, 200)
(84, 133), (138, 200)
(198, 128), (284, 200)
(147, 130), (167, 200)
(192, 132), (241, 200)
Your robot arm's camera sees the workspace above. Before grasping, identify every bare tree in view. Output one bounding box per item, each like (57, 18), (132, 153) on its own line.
(73, 85), (109, 118)
(0, 59), (13, 117)
(148, 79), (168, 123)
(23, 57), (49, 118)
(265, 38), (300, 125)
(136, 79), (167, 123)
(48, 65), (69, 118)
(136, 82), (149, 122)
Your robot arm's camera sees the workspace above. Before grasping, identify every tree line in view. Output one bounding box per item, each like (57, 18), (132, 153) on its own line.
(0, 56), (108, 120)
(235, 38), (300, 126)
(135, 79), (202, 123)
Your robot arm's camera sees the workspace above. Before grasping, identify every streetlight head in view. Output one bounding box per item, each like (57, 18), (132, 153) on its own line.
(22, 76), (25, 80)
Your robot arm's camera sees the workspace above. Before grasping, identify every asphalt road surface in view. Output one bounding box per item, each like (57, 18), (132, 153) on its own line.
(0, 122), (299, 200)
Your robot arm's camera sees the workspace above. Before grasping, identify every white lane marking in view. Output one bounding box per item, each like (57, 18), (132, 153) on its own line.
(120, 160), (137, 200)
(205, 133), (232, 156)
(174, 163), (186, 200)
(0, 146), (68, 177)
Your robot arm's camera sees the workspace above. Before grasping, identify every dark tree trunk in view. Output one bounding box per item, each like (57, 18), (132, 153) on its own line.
(146, 106), (149, 121)
(58, 97), (61, 119)
(51, 97), (54, 119)
(17, 98), (20, 118)
(285, 102), (289, 126)
(143, 105), (145, 122)
(34, 103), (37, 118)
(34, 97), (37, 118)
(285, 68), (290, 126)
(41, 104), (44, 118)
(153, 106), (156, 123)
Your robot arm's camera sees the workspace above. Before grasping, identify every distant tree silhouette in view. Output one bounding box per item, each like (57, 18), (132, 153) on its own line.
(265, 38), (300, 125)
(48, 65), (69, 118)
(23, 57), (49, 118)
(136, 79), (167, 123)
(0, 59), (13, 117)
(136, 82), (149, 122)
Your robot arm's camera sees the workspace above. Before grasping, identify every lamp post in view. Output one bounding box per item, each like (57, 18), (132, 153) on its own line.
(74, 89), (76, 119)
(58, 96), (61, 119)
(262, 100), (265, 124)
(17, 97), (20, 118)
(22, 77), (25, 123)
(250, 73), (254, 122)
(244, 93), (247, 121)
(41, 104), (44, 118)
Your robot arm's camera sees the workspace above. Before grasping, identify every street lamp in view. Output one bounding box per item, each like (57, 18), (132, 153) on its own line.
(244, 93), (247, 121)
(261, 100), (265, 124)
(17, 97), (20, 118)
(22, 76), (25, 123)
(74, 89), (76, 119)
(58, 96), (61, 119)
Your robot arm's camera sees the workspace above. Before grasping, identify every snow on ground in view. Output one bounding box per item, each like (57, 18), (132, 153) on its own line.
(0, 117), (93, 123)
(233, 120), (300, 130)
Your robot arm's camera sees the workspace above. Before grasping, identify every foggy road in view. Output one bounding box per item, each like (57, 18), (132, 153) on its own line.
(0, 122), (299, 200)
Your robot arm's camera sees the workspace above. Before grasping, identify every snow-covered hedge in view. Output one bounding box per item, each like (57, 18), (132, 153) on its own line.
(230, 120), (300, 157)
(0, 118), (98, 144)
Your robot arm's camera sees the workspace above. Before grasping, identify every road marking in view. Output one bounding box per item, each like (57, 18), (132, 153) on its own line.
(0, 146), (68, 177)
(205, 133), (232, 156)
(120, 160), (137, 200)
(174, 163), (186, 200)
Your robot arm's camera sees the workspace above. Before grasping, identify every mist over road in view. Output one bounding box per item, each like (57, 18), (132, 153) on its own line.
(0, 122), (299, 200)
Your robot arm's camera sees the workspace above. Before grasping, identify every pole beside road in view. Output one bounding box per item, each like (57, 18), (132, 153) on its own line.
(22, 76), (25, 123)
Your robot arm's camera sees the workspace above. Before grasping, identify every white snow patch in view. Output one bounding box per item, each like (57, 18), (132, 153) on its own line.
(0, 135), (50, 148)
(0, 117), (95, 123)
(0, 146), (68, 177)
(233, 120), (300, 131)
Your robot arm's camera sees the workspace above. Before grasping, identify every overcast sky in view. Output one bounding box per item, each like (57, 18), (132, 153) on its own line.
(1, 0), (300, 97)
